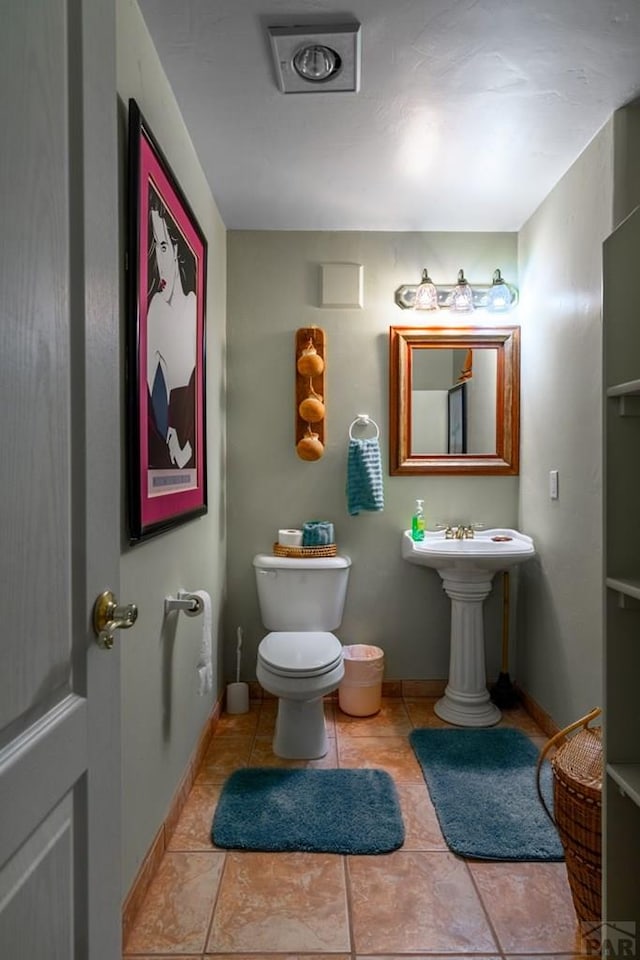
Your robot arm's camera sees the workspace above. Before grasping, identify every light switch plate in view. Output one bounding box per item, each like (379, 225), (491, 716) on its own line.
(549, 469), (559, 500)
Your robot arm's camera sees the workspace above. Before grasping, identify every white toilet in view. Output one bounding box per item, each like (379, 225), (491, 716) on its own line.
(253, 553), (351, 759)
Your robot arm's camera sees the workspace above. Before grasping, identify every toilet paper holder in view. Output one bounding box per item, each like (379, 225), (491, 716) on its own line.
(164, 591), (204, 618)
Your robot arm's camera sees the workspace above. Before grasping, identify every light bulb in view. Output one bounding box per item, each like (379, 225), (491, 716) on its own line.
(486, 269), (513, 312)
(414, 268), (439, 310)
(293, 44), (341, 82)
(447, 269), (474, 312)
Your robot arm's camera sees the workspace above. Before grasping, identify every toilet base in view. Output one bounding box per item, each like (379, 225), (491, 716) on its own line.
(273, 697), (328, 759)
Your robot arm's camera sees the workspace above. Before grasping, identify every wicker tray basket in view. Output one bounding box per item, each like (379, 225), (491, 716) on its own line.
(536, 707), (602, 923)
(272, 542), (337, 558)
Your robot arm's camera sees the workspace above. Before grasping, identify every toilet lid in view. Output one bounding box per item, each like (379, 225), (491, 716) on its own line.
(258, 632), (343, 676)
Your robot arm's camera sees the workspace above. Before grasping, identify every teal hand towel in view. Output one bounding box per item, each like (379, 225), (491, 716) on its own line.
(302, 521), (335, 546)
(347, 438), (384, 516)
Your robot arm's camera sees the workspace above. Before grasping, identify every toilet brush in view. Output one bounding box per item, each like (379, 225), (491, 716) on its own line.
(226, 626), (249, 714)
(490, 571), (519, 708)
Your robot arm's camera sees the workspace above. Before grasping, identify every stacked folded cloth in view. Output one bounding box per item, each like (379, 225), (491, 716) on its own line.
(302, 521), (335, 546)
(347, 437), (384, 516)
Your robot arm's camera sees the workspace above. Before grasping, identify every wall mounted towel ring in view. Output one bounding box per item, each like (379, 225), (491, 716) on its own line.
(349, 414), (380, 440)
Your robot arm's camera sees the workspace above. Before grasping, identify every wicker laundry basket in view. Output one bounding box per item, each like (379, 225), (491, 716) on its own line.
(536, 707), (602, 923)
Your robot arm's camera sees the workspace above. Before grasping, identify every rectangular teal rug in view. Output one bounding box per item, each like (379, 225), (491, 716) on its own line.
(409, 727), (564, 861)
(211, 767), (404, 854)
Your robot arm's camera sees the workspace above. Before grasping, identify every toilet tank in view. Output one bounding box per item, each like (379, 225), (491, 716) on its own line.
(253, 554), (351, 631)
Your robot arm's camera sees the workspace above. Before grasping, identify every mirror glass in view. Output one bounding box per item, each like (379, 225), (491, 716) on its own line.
(390, 325), (520, 475)
(411, 347), (497, 455)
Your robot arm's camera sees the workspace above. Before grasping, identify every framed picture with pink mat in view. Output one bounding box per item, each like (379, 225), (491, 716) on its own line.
(126, 98), (208, 542)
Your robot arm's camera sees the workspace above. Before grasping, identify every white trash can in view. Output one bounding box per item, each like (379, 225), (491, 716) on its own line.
(339, 644), (384, 717)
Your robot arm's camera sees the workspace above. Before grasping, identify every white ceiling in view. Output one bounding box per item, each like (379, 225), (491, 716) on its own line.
(138, 0), (640, 232)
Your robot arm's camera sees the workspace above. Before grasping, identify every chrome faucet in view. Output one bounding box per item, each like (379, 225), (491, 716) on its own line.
(441, 522), (478, 539)
(452, 524), (475, 539)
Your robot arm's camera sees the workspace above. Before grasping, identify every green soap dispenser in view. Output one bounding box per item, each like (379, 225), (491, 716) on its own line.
(411, 499), (425, 541)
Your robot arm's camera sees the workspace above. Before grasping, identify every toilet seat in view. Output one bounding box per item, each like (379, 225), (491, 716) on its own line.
(258, 631), (343, 678)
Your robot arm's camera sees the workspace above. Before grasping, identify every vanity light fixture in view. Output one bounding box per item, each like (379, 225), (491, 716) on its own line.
(396, 267), (519, 312)
(268, 23), (361, 94)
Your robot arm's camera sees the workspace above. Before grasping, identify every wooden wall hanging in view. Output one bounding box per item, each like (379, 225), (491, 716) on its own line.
(295, 327), (326, 460)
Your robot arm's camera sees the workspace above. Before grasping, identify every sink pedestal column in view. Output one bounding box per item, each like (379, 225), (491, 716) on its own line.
(434, 570), (501, 727)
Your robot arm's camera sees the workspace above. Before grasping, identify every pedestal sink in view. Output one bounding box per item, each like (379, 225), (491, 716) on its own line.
(402, 528), (535, 727)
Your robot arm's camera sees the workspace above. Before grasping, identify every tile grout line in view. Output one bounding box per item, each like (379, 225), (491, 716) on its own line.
(196, 702), (259, 957)
(201, 699), (260, 956)
(342, 854), (357, 960)
(201, 845), (230, 956)
(464, 857), (508, 959)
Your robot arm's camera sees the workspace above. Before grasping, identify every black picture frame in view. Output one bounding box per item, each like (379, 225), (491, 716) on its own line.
(447, 382), (467, 455)
(127, 99), (208, 542)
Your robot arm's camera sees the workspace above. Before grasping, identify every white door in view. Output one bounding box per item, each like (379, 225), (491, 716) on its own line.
(0, 1), (125, 956)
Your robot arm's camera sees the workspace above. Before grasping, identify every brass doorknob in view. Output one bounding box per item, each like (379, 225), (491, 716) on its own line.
(93, 590), (138, 649)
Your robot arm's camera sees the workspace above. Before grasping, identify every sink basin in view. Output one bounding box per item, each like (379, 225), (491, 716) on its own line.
(402, 528), (535, 573)
(402, 526), (536, 728)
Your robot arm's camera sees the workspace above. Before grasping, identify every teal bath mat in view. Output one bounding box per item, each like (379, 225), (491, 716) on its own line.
(409, 727), (564, 861)
(212, 767), (404, 854)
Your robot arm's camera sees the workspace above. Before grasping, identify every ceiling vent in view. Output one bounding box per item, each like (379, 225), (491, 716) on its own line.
(267, 23), (361, 94)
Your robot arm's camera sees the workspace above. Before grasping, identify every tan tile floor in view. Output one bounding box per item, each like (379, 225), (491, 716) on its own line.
(123, 697), (589, 958)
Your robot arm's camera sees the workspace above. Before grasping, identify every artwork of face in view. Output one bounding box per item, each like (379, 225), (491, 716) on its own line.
(150, 208), (178, 302)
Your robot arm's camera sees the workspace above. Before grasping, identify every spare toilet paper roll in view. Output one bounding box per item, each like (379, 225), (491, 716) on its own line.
(278, 528), (303, 547)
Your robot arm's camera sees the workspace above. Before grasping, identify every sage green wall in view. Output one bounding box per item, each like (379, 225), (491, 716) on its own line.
(517, 121), (614, 728)
(117, 0), (227, 895)
(226, 231), (519, 685)
(517, 105), (640, 729)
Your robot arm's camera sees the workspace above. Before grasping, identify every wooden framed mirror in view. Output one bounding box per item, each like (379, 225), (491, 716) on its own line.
(389, 325), (520, 475)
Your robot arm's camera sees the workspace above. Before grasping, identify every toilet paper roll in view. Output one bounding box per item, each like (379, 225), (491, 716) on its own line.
(187, 589), (212, 696)
(278, 528), (303, 547)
